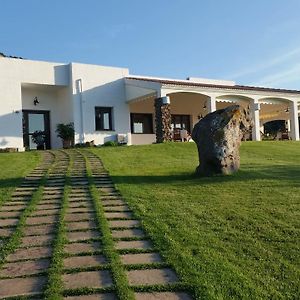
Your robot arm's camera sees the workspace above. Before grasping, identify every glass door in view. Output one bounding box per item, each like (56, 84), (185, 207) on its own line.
(23, 110), (51, 150)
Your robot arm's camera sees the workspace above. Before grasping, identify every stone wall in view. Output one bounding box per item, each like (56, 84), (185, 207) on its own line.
(154, 98), (172, 143)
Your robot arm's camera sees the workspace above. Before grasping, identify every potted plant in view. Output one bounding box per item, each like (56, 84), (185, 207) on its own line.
(56, 123), (74, 149)
(31, 130), (45, 150)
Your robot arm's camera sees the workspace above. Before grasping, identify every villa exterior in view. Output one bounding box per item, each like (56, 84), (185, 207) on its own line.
(0, 55), (299, 151)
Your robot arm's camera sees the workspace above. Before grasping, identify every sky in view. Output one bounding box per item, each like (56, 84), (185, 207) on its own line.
(1, 0), (300, 89)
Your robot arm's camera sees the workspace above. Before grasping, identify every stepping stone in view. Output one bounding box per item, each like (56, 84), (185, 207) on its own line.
(26, 215), (58, 225)
(42, 194), (62, 200)
(7, 246), (52, 262)
(12, 191), (33, 196)
(15, 187), (36, 191)
(63, 270), (113, 289)
(35, 204), (60, 210)
(66, 221), (97, 231)
(63, 255), (107, 269)
(1, 205), (26, 211)
(32, 209), (59, 216)
(134, 292), (192, 300)
(104, 212), (133, 219)
(64, 242), (101, 255)
(0, 211), (22, 218)
(64, 293), (117, 300)
(0, 258), (50, 277)
(0, 276), (47, 298)
(0, 228), (14, 237)
(115, 240), (152, 250)
(24, 224), (55, 236)
(65, 213), (94, 222)
(67, 207), (93, 214)
(127, 268), (178, 286)
(21, 234), (54, 247)
(0, 218), (18, 227)
(102, 200), (125, 206)
(68, 197), (91, 202)
(111, 229), (145, 239)
(121, 253), (162, 265)
(67, 230), (99, 242)
(108, 220), (140, 228)
(2, 201), (27, 206)
(11, 196), (31, 202)
(68, 202), (92, 209)
(103, 205), (130, 212)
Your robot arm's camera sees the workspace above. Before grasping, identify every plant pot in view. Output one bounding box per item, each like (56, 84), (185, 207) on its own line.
(37, 144), (45, 150)
(63, 139), (72, 149)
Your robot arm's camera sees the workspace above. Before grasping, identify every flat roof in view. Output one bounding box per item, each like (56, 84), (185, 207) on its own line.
(126, 76), (300, 95)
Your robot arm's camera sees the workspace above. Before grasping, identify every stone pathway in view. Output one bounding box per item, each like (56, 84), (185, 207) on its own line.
(0, 150), (192, 299)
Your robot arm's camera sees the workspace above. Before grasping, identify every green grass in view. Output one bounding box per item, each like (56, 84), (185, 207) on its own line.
(0, 151), (40, 206)
(90, 142), (300, 300)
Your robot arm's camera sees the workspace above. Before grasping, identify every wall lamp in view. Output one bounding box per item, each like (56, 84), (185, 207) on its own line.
(33, 97), (39, 106)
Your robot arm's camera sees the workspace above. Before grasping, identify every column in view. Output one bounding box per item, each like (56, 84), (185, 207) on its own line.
(154, 96), (172, 143)
(290, 100), (299, 141)
(206, 96), (216, 113)
(251, 100), (261, 141)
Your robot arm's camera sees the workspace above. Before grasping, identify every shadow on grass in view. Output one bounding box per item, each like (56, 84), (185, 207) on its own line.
(0, 177), (26, 189)
(109, 165), (300, 187)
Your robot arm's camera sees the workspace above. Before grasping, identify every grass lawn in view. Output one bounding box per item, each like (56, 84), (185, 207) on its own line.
(91, 142), (300, 299)
(0, 151), (40, 206)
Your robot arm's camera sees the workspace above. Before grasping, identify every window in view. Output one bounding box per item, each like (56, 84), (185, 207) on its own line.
(171, 115), (191, 132)
(130, 113), (153, 134)
(95, 107), (113, 131)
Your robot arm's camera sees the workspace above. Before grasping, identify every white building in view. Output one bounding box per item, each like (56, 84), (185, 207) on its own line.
(0, 55), (299, 151)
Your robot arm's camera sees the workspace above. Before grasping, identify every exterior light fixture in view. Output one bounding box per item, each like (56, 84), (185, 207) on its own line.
(33, 97), (39, 106)
(285, 107), (289, 113)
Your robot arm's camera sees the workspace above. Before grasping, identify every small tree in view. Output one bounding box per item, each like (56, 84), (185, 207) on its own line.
(56, 123), (74, 149)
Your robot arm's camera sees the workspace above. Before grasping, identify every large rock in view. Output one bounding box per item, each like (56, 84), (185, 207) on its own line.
(192, 105), (252, 176)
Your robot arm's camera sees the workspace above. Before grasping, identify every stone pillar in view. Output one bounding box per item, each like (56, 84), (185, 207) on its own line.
(290, 100), (299, 141)
(207, 96), (216, 113)
(154, 97), (172, 143)
(251, 100), (261, 141)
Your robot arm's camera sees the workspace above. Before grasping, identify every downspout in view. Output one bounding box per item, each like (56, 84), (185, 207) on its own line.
(76, 79), (85, 144)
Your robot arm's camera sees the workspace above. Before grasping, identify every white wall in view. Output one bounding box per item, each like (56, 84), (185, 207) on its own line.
(21, 86), (72, 149)
(0, 57), (69, 150)
(70, 63), (130, 145)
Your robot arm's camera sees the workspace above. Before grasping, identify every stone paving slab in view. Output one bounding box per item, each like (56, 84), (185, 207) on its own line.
(65, 213), (94, 222)
(121, 253), (162, 265)
(67, 230), (100, 242)
(32, 209), (60, 216)
(68, 202), (92, 208)
(0, 204), (26, 211)
(7, 246), (52, 262)
(63, 255), (107, 269)
(111, 229), (145, 239)
(21, 234), (54, 247)
(64, 293), (117, 300)
(68, 207), (94, 214)
(134, 292), (192, 300)
(115, 240), (153, 250)
(24, 224), (56, 236)
(0, 228), (14, 237)
(103, 205), (130, 212)
(101, 200), (125, 206)
(0, 258), (50, 277)
(104, 212), (133, 219)
(26, 215), (58, 225)
(108, 220), (140, 228)
(127, 268), (178, 286)
(63, 270), (113, 289)
(35, 204), (60, 210)
(0, 276), (47, 298)
(64, 242), (102, 255)
(0, 210), (23, 218)
(0, 218), (18, 227)
(66, 221), (97, 231)
(11, 196), (31, 202)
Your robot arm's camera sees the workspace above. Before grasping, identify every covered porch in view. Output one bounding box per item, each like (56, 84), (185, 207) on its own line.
(125, 76), (300, 145)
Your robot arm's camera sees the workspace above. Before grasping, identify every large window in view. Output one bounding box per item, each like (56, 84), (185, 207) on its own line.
(171, 114), (191, 132)
(95, 107), (113, 131)
(130, 113), (153, 134)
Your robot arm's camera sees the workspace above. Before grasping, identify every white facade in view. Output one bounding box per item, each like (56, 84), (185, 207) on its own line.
(0, 56), (299, 151)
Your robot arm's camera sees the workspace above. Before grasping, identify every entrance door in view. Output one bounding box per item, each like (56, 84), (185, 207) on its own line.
(23, 110), (51, 150)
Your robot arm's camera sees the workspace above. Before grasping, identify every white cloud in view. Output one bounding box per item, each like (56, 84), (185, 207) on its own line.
(227, 46), (300, 80)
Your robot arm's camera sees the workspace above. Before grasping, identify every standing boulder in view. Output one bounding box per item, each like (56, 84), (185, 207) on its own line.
(192, 105), (252, 176)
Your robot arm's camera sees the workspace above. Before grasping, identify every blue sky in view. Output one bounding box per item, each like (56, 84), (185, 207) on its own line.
(1, 0), (300, 89)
